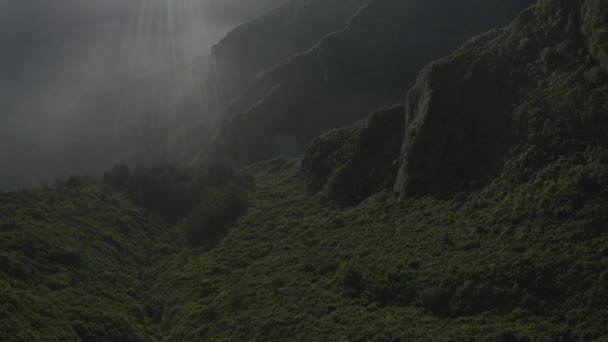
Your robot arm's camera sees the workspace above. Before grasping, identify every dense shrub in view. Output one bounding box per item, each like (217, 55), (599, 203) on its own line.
(103, 159), (249, 221)
(182, 186), (249, 246)
(103, 164), (131, 189)
(199, 158), (250, 186)
(0, 185), (163, 341)
(418, 286), (453, 316)
(65, 175), (98, 188)
(4, 1), (608, 340)
(125, 164), (202, 221)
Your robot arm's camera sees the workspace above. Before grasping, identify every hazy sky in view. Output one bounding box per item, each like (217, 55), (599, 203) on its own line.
(1, 0), (282, 94)
(0, 0), (284, 189)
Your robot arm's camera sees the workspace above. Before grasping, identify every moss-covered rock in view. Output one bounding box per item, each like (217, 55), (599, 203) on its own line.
(302, 105), (405, 207)
(395, 0), (608, 195)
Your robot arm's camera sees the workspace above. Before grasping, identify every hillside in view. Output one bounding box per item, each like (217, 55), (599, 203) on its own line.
(393, 0), (608, 196)
(0, 183), (166, 340)
(2, 0), (608, 340)
(0, 0), (289, 190)
(7, 150), (607, 340)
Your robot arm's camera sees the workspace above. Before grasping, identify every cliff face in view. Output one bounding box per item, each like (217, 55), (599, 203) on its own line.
(298, 0), (608, 203)
(208, 0), (534, 165)
(301, 106), (405, 207)
(394, 0), (608, 195)
(209, 0), (369, 107)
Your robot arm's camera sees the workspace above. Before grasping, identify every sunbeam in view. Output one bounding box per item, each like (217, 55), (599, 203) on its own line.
(4, 2), (606, 340)
(0, 0), (287, 189)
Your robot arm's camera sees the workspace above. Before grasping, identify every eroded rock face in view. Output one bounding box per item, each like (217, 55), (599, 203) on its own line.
(208, 0), (534, 165)
(210, 0), (369, 107)
(394, 0), (608, 195)
(393, 40), (518, 195)
(302, 105), (405, 207)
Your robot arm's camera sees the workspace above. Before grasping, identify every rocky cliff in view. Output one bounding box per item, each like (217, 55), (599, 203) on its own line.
(208, 0), (534, 165)
(395, 0), (608, 195)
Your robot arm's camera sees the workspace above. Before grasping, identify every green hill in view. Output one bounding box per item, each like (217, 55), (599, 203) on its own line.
(2, 0), (608, 340)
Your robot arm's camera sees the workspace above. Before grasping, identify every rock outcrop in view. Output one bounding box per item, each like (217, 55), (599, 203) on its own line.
(302, 105), (405, 206)
(395, 0), (608, 195)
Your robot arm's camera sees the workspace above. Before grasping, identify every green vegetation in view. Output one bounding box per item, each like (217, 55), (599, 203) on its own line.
(0, 161), (251, 341)
(141, 157), (608, 340)
(396, 0), (608, 196)
(182, 185), (249, 247)
(104, 159), (249, 222)
(2, 0), (608, 340)
(0, 183), (165, 341)
(3, 149), (608, 340)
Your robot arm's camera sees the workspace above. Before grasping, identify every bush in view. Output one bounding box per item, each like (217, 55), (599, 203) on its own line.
(102, 160), (250, 221)
(65, 175), (98, 188)
(419, 286), (453, 316)
(200, 158), (244, 185)
(103, 164), (131, 189)
(126, 164), (203, 221)
(182, 186), (249, 247)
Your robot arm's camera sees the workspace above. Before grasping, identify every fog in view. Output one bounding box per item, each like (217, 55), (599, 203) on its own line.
(0, 0), (284, 189)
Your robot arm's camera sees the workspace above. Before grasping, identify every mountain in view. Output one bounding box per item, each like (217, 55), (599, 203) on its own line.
(3, 0), (608, 340)
(176, 0), (372, 164)
(207, 0), (534, 165)
(304, 0), (608, 203)
(0, 0), (287, 190)
(0, 0), (367, 190)
(209, 0), (369, 106)
(301, 105), (406, 207)
(393, 0), (608, 196)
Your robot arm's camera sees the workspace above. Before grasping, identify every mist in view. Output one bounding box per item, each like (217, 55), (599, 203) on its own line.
(0, 0), (284, 189)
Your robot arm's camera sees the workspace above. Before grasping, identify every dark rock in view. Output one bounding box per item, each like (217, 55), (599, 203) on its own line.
(208, 0), (534, 165)
(302, 105), (405, 207)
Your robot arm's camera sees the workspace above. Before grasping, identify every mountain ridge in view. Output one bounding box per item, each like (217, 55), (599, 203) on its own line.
(2, 0), (608, 340)
(206, 0), (535, 165)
